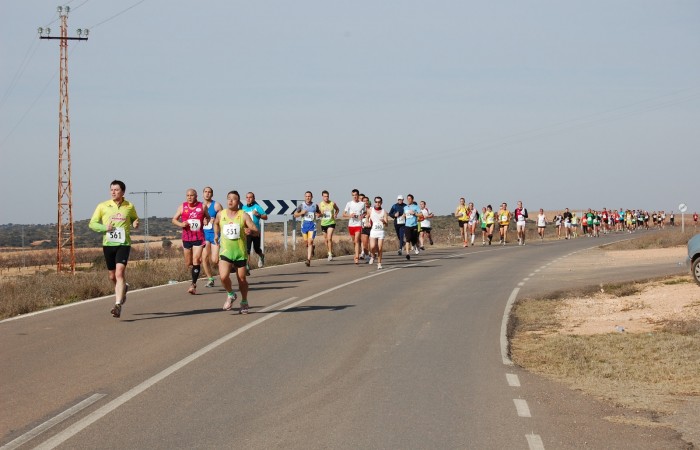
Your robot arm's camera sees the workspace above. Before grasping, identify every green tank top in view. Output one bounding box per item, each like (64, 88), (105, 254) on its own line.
(319, 201), (336, 227)
(219, 210), (247, 261)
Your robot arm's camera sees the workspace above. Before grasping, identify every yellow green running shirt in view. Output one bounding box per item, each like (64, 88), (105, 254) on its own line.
(89, 199), (139, 246)
(219, 209), (248, 262)
(318, 201), (336, 227)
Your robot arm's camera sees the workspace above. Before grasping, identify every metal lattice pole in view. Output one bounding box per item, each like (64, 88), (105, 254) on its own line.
(39, 6), (88, 274)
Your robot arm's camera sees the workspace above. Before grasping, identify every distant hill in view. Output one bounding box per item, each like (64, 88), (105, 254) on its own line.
(0, 217), (289, 248)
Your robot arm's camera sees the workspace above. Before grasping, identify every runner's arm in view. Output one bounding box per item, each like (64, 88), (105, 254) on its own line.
(130, 206), (140, 229)
(213, 211), (221, 243)
(244, 213), (259, 236)
(88, 205), (107, 233)
(172, 205), (185, 228)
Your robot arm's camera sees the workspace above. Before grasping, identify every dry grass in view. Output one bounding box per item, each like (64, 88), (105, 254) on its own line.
(0, 223), (434, 319)
(0, 258), (190, 319)
(510, 280), (700, 415)
(603, 228), (695, 251)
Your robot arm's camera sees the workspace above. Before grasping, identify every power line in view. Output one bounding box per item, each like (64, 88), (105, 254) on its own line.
(88, 0), (147, 29)
(0, 45), (83, 148)
(0, 39), (41, 109)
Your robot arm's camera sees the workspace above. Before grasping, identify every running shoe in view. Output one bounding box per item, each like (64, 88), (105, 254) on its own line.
(239, 300), (249, 315)
(328, 253), (333, 262)
(205, 278), (215, 288)
(420, 246), (425, 251)
(406, 254), (410, 260)
(223, 292), (237, 310)
(305, 259), (311, 267)
(398, 249), (402, 256)
(110, 303), (121, 318)
(429, 238), (433, 245)
(188, 284), (197, 295)
(369, 256), (374, 265)
(122, 283), (130, 305)
(377, 263), (383, 269)
(463, 242), (467, 248)
(414, 248), (419, 255)
(258, 254), (265, 268)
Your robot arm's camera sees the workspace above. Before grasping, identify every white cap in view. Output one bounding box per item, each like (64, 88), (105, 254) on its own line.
(397, 195), (404, 200)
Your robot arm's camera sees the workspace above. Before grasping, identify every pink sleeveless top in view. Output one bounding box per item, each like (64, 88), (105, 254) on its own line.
(181, 201), (205, 242)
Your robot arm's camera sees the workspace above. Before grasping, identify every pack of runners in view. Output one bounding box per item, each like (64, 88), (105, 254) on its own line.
(90, 181), (670, 319)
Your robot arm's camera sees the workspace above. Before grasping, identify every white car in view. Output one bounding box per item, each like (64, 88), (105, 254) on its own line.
(687, 233), (700, 286)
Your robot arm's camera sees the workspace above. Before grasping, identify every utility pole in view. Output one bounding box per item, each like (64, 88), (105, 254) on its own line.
(38, 6), (88, 274)
(129, 191), (162, 260)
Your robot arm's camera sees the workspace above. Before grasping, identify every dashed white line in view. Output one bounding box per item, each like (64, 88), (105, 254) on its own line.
(526, 433), (545, 450)
(506, 373), (521, 387)
(513, 399), (532, 417)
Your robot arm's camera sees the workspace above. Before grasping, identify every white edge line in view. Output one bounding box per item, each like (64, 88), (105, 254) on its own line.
(0, 283), (180, 324)
(32, 265), (403, 449)
(500, 287), (520, 365)
(1, 252), (445, 324)
(0, 394), (106, 450)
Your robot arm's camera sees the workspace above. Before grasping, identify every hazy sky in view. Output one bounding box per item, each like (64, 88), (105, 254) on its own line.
(2, 0), (699, 225)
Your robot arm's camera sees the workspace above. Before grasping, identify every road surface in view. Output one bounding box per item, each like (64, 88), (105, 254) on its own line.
(1, 232), (689, 449)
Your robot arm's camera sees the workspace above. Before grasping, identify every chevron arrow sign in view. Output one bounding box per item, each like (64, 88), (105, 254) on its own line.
(261, 199), (301, 215)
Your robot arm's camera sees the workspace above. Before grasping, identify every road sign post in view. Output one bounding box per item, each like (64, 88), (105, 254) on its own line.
(679, 203), (688, 234)
(261, 199), (301, 252)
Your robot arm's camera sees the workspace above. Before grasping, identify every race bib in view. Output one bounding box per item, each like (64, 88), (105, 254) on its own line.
(501, 214), (508, 222)
(187, 219), (201, 231)
(517, 215), (524, 221)
(396, 216), (405, 225)
(222, 222), (241, 240)
(373, 222), (384, 231)
(324, 210), (332, 219)
(304, 211), (316, 221)
(106, 227), (125, 244)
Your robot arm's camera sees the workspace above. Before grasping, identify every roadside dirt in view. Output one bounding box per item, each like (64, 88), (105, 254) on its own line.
(556, 248), (699, 335)
(550, 246), (700, 447)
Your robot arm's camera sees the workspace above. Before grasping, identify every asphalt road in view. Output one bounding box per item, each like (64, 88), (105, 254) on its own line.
(1, 232), (689, 449)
